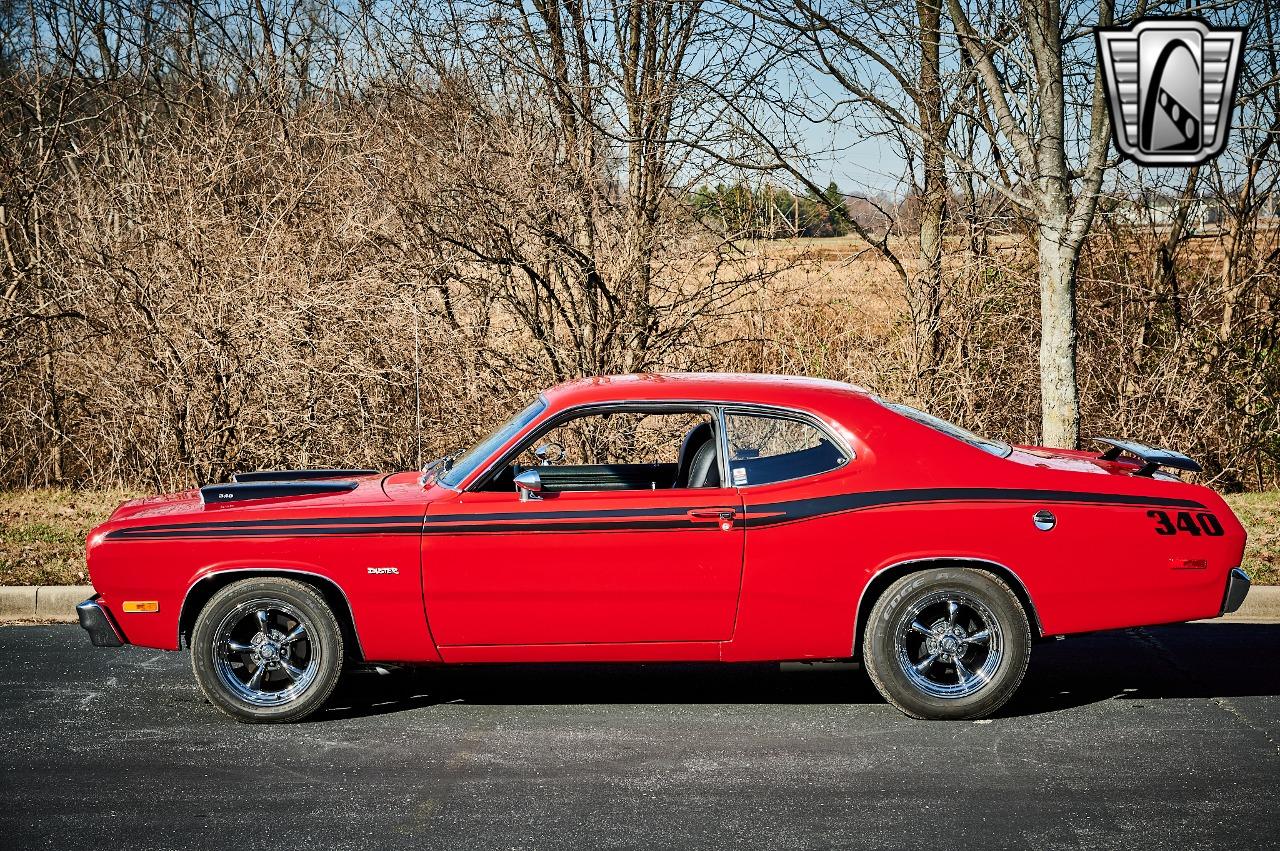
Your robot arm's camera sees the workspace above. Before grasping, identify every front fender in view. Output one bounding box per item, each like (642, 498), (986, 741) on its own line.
(178, 561), (359, 648)
(176, 561), (442, 664)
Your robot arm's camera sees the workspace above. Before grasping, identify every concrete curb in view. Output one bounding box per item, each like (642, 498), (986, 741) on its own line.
(2, 584), (1279, 625)
(1, 585), (93, 622)
(1218, 583), (1280, 623)
(36, 585), (94, 619)
(0, 586), (39, 619)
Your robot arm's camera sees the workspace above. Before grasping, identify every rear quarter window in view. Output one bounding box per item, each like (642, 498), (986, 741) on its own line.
(724, 413), (847, 486)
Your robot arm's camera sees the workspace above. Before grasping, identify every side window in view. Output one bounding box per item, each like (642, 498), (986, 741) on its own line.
(513, 411), (706, 470)
(724, 413), (847, 486)
(477, 409), (723, 492)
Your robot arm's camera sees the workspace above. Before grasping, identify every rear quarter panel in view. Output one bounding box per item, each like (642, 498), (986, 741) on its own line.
(723, 394), (1246, 660)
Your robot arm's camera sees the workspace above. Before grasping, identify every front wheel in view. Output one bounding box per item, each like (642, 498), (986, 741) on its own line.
(863, 568), (1030, 720)
(190, 577), (344, 722)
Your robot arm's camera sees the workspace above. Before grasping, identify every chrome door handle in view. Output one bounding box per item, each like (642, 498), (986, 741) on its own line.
(687, 508), (737, 530)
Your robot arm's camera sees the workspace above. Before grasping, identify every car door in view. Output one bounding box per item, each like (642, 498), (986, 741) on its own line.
(420, 411), (745, 648)
(719, 408), (857, 661)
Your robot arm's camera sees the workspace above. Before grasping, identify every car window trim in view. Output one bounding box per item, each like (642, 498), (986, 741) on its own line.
(465, 400), (729, 493)
(720, 405), (853, 489)
(434, 395), (549, 491)
(463, 399), (853, 493)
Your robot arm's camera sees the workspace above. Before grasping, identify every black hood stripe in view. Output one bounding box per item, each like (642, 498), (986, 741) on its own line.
(105, 487), (1207, 539)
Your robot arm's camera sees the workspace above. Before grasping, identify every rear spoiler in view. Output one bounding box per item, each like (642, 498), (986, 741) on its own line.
(1094, 438), (1202, 477)
(200, 480), (359, 504)
(232, 468), (377, 483)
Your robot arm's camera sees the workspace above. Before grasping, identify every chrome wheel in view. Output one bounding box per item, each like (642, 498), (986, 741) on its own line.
(893, 590), (1004, 699)
(212, 598), (319, 707)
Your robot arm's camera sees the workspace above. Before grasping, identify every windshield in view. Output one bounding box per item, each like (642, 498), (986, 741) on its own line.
(884, 402), (1012, 458)
(436, 396), (548, 488)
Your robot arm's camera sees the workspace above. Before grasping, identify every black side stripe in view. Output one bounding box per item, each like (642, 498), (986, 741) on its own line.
(110, 514), (423, 536)
(421, 506), (692, 524)
(108, 525), (423, 540)
(743, 487), (1206, 529)
(420, 519), (701, 535)
(105, 487), (1207, 540)
(108, 514), (419, 540)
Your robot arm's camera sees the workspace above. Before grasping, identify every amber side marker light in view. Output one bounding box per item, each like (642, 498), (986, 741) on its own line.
(122, 601), (159, 613)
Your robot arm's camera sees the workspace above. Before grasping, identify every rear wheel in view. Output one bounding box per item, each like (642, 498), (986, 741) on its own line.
(863, 568), (1030, 720)
(191, 578), (344, 723)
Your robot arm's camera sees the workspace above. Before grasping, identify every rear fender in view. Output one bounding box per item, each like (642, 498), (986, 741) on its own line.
(853, 556), (1043, 656)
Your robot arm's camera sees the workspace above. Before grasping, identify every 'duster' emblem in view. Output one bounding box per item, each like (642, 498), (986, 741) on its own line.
(1096, 17), (1245, 166)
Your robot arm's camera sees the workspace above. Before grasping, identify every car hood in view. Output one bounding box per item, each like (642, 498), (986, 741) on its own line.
(108, 488), (206, 523)
(106, 473), (393, 524)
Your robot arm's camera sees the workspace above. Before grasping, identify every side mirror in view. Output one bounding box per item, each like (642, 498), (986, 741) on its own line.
(514, 469), (543, 501)
(534, 443), (564, 465)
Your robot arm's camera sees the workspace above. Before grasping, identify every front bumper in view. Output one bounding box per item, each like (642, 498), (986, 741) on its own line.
(1220, 568), (1251, 616)
(77, 595), (125, 647)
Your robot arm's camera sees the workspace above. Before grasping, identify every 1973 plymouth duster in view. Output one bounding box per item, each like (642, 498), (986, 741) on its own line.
(78, 373), (1250, 721)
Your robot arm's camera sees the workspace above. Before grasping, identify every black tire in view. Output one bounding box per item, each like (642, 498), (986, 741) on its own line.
(190, 577), (344, 723)
(863, 568), (1030, 720)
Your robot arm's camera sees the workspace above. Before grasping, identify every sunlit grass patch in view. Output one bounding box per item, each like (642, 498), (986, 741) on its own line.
(0, 489), (140, 586)
(1225, 492), (1280, 586)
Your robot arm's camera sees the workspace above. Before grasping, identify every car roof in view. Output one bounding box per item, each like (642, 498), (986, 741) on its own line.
(542, 373), (871, 410)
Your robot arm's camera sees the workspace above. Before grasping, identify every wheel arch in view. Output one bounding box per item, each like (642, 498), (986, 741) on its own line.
(178, 568), (364, 661)
(852, 557), (1042, 657)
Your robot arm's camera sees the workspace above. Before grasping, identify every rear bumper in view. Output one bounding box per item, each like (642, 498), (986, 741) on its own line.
(1220, 568), (1251, 616)
(77, 595), (125, 647)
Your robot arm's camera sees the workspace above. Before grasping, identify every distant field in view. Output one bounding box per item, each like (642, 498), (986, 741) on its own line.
(2, 487), (1276, 586)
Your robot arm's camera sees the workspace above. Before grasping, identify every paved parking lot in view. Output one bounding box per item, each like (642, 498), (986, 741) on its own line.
(2, 623), (1278, 850)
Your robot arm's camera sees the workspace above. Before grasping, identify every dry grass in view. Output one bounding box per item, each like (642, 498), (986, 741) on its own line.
(2, 488), (1275, 586)
(1225, 492), (1280, 586)
(0, 489), (141, 585)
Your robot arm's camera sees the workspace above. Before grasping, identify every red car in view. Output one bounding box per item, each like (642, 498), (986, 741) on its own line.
(78, 373), (1250, 722)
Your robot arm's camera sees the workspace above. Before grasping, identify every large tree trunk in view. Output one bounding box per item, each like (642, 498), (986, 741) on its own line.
(913, 0), (947, 399)
(915, 167), (946, 395)
(1037, 207), (1080, 448)
(1024, 0), (1082, 449)
(947, 0), (1107, 449)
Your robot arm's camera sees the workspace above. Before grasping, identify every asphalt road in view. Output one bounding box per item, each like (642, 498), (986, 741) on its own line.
(2, 623), (1279, 850)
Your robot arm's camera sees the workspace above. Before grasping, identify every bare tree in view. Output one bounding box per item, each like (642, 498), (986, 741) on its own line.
(374, 0), (778, 382)
(743, 0), (972, 400)
(2, 0), (1277, 491)
(943, 0), (1116, 447)
(1212, 0), (1280, 343)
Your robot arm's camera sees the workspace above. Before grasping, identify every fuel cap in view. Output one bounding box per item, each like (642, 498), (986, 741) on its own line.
(1033, 509), (1057, 531)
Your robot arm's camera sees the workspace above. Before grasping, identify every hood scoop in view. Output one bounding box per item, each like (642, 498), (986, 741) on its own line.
(232, 468), (378, 483)
(200, 479), (359, 504)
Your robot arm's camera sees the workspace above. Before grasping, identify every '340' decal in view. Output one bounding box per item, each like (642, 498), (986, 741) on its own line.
(1147, 510), (1224, 536)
